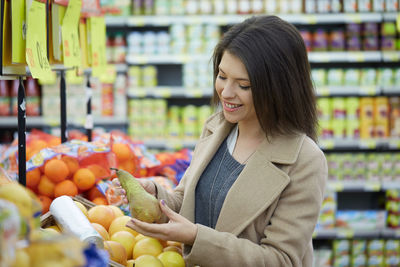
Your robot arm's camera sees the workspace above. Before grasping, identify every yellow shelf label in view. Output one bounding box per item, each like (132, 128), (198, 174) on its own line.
(359, 86), (377, 95)
(347, 14), (362, 23)
(44, 117), (59, 127)
(337, 229), (354, 238)
(364, 181), (381, 192)
(89, 16), (107, 77)
(304, 15), (317, 24)
(397, 14), (400, 33)
(26, 1), (52, 80)
(318, 87), (330, 96)
(328, 181), (344, 192)
(156, 89), (172, 98)
(349, 52), (365, 62)
(383, 52), (400, 62)
(359, 139), (376, 149)
(62, 0), (82, 68)
(187, 89), (203, 98)
(319, 140), (335, 149)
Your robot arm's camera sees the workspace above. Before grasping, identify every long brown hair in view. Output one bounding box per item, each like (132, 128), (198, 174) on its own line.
(212, 15), (318, 141)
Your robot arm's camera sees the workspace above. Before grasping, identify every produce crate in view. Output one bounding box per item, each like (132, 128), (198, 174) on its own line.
(40, 195), (125, 267)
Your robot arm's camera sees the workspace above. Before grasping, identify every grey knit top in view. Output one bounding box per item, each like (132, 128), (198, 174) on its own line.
(195, 138), (245, 228)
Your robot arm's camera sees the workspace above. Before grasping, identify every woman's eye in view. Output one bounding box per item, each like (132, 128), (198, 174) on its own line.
(239, 85), (251, 90)
(218, 75), (226, 80)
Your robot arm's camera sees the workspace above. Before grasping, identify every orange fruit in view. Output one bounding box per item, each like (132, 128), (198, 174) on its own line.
(133, 237), (163, 259)
(91, 222), (109, 241)
(92, 197), (108, 205)
(61, 156), (80, 176)
(87, 186), (104, 201)
(87, 205), (115, 231)
(30, 139), (47, 151)
(157, 251), (185, 267)
(26, 168), (41, 189)
(37, 175), (55, 198)
(118, 160), (135, 174)
(44, 159), (69, 183)
(38, 195), (52, 214)
(54, 180), (78, 198)
(112, 143), (132, 162)
(103, 240), (127, 266)
(47, 137), (61, 147)
(87, 164), (109, 180)
(109, 216), (138, 237)
(135, 255), (163, 267)
(73, 168), (95, 191)
(108, 205), (124, 218)
(111, 231), (136, 259)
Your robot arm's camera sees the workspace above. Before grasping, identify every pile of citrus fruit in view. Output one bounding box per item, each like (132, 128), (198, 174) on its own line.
(26, 156), (110, 214)
(48, 202), (185, 267)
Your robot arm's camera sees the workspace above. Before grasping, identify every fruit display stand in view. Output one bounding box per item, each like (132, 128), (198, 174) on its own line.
(40, 195), (125, 267)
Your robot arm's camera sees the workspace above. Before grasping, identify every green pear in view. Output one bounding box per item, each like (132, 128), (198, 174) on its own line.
(113, 168), (161, 223)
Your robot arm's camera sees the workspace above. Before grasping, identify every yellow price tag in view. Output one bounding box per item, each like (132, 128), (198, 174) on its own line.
(319, 140), (334, 149)
(359, 86), (376, 95)
(155, 89), (171, 98)
(66, 69), (84, 84)
(364, 181), (381, 191)
(359, 139), (376, 149)
(187, 89), (203, 98)
(25, 1), (52, 80)
(99, 64), (117, 84)
(304, 15), (317, 24)
(318, 87), (330, 96)
(383, 51), (400, 62)
(62, 0), (82, 68)
(396, 229), (400, 238)
(349, 52), (365, 62)
(347, 14), (362, 23)
(131, 89), (147, 98)
(328, 181), (344, 192)
(337, 229), (354, 238)
(89, 17), (107, 77)
(44, 117), (59, 127)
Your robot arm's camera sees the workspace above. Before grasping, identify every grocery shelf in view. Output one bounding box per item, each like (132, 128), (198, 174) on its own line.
(126, 54), (210, 64)
(326, 180), (400, 192)
(126, 52), (388, 65)
(308, 51), (382, 63)
(319, 138), (400, 150)
(316, 86), (381, 96)
(127, 86), (213, 98)
(105, 12), (384, 27)
(313, 228), (398, 239)
(0, 116), (128, 128)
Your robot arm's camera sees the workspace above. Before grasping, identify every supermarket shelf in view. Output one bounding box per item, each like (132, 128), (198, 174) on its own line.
(326, 180), (400, 192)
(127, 86), (213, 98)
(126, 54), (210, 64)
(313, 228), (399, 239)
(319, 138), (400, 150)
(106, 13), (385, 27)
(316, 86), (381, 96)
(382, 87), (400, 95)
(308, 51), (382, 63)
(126, 51), (388, 64)
(0, 116), (128, 128)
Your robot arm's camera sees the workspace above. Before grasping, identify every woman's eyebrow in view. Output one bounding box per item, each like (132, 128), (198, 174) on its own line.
(218, 67), (249, 81)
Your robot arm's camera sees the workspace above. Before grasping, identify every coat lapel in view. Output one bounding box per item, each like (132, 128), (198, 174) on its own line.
(215, 131), (306, 235)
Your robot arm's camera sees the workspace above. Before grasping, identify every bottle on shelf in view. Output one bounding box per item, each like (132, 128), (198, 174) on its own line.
(25, 77), (40, 117)
(0, 80), (10, 116)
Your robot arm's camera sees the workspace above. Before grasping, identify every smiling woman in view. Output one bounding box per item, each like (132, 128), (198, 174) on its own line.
(114, 15), (327, 267)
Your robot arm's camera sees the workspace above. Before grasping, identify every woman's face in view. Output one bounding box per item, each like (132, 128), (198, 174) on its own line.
(215, 51), (257, 125)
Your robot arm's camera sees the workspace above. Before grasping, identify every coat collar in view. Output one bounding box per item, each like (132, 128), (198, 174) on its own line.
(180, 112), (306, 235)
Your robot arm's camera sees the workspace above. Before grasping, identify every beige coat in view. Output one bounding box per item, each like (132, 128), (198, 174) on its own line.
(155, 112), (327, 267)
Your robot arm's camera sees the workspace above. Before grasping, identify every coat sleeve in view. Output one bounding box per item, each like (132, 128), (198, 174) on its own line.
(183, 142), (328, 267)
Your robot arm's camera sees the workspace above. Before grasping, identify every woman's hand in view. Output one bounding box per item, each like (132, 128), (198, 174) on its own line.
(126, 200), (198, 246)
(111, 177), (157, 204)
